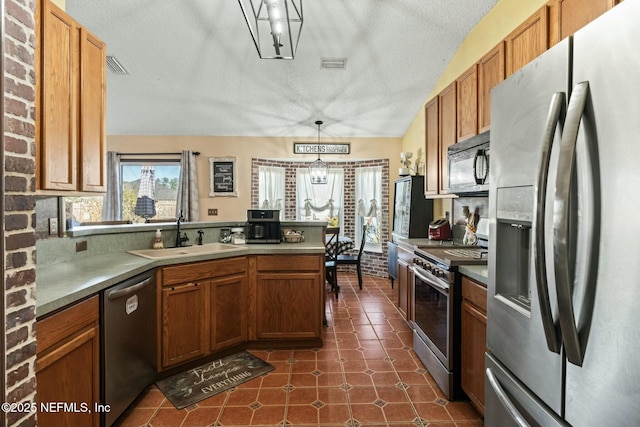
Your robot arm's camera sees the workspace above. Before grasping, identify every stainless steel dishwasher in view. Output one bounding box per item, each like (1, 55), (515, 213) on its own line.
(102, 271), (156, 426)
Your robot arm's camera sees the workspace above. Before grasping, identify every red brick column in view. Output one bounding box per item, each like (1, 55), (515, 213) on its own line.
(3, 0), (37, 426)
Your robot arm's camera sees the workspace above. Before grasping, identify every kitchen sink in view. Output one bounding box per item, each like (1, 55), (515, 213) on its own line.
(128, 243), (243, 259)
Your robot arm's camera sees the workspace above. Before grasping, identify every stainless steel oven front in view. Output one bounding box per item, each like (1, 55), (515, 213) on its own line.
(412, 261), (463, 400)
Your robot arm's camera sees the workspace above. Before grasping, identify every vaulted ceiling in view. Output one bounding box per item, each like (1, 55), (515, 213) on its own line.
(66, 0), (498, 139)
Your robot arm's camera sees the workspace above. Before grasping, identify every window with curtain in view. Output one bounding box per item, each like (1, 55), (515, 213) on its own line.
(258, 166), (285, 220)
(64, 155), (184, 228)
(296, 168), (344, 229)
(355, 166), (383, 253)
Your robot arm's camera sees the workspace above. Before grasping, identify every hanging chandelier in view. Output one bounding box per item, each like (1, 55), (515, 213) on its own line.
(238, 0), (303, 60)
(309, 120), (329, 185)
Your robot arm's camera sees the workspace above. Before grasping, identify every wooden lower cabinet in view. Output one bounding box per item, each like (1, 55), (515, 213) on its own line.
(161, 282), (208, 368)
(159, 254), (322, 370)
(211, 273), (247, 351)
(158, 257), (247, 370)
(36, 296), (100, 427)
(253, 255), (323, 342)
(460, 276), (487, 415)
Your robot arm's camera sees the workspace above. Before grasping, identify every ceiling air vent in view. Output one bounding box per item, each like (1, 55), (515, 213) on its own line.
(106, 55), (129, 75)
(321, 58), (347, 70)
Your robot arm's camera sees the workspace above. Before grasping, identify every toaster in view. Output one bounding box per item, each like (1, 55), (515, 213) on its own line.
(429, 218), (451, 240)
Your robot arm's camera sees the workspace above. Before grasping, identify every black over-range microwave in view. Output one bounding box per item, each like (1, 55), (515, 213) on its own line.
(447, 130), (490, 195)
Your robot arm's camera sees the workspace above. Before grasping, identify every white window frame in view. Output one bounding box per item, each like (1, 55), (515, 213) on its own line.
(258, 166), (286, 220)
(295, 168), (344, 230)
(355, 166), (383, 253)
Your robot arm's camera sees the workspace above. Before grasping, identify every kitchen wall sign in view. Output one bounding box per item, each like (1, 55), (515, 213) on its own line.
(209, 157), (237, 197)
(293, 142), (350, 155)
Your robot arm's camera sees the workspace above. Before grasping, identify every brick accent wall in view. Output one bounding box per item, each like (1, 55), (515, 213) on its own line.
(3, 0), (37, 426)
(251, 158), (392, 279)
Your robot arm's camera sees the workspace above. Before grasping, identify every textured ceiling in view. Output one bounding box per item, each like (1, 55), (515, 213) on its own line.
(66, 0), (498, 138)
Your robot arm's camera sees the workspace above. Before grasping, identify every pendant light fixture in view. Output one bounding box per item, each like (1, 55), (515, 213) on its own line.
(238, 0), (303, 60)
(309, 120), (329, 185)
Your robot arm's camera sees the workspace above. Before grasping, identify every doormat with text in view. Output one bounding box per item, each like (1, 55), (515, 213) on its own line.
(155, 351), (274, 409)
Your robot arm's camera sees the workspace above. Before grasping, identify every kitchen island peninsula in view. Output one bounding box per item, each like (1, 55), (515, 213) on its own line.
(35, 221), (327, 426)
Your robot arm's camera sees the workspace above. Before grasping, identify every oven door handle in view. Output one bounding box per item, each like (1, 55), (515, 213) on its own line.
(414, 267), (449, 293)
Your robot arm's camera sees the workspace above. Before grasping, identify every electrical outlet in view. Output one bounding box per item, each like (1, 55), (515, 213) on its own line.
(49, 218), (58, 235)
(208, 209), (218, 216)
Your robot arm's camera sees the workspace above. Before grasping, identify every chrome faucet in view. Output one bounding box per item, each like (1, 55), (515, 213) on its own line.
(175, 210), (189, 247)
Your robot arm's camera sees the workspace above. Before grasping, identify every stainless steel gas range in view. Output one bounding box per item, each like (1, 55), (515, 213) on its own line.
(412, 245), (487, 400)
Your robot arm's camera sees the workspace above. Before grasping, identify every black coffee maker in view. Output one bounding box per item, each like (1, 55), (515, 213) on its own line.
(246, 210), (281, 244)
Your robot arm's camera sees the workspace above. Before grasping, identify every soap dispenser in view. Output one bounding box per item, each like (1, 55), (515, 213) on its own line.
(153, 229), (164, 249)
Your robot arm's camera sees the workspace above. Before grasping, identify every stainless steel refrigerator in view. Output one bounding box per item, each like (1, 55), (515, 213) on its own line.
(486, 1), (640, 426)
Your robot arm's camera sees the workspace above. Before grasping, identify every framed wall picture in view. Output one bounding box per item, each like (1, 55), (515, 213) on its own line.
(209, 157), (237, 197)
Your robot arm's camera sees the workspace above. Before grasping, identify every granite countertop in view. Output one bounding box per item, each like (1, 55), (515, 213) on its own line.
(458, 264), (489, 286)
(37, 242), (325, 318)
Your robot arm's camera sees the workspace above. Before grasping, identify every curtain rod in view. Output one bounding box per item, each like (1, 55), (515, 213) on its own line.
(117, 151), (200, 156)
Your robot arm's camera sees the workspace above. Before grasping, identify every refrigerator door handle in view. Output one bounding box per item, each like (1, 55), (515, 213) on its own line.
(533, 91), (565, 354)
(553, 81), (590, 367)
(486, 368), (532, 427)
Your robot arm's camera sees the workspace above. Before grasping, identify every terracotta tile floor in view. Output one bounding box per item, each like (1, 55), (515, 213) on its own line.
(115, 273), (483, 427)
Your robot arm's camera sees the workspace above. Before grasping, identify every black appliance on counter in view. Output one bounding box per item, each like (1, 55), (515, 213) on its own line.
(246, 209), (281, 244)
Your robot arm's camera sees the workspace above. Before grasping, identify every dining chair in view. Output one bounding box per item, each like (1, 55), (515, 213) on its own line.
(336, 225), (367, 290)
(325, 231), (340, 298)
(325, 226), (340, 254)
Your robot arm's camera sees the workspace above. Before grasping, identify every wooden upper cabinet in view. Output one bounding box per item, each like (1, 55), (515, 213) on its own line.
(80, 29), (107, 192)
(438, 82), (457, 194)
(456, 65), (478, 142)
(424, 98), (439, 196)
(478, 42), (505, 133)
(505, 6), (549, 77)
(38, 0), (106, 193)
(549, 0), (621, 45)
(40, 0), (79, 191)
